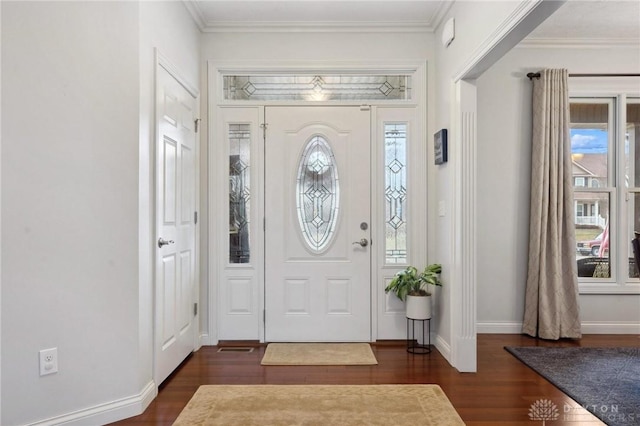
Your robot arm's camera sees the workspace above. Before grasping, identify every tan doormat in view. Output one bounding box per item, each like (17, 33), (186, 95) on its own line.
(173, 384), (465, 425)
(260, 342), (378, 365)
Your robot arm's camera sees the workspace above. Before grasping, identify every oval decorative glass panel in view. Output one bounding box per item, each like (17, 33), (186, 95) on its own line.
(296, 135), (340, 252)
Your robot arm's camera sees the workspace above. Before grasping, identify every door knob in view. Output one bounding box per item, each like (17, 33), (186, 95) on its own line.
(352, 238), (368, 247)
(158, 237), (175, 248)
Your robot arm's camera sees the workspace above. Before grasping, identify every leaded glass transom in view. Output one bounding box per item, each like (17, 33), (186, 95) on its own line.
(229, 123), (251, 263)
(385, 123), (407, 264)
(224, 75), (411, 101)
(296, 136), (340, 252)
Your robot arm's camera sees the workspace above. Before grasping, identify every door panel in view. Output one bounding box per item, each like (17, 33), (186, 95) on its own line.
(265, 106), (371, 342)
(155, 65), (197, 384)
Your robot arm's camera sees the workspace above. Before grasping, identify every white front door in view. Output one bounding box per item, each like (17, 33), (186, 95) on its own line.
(155, 64), (197, 384)
(265, 106), (371, 342)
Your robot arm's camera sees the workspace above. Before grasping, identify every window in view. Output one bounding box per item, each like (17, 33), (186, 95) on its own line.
(384, 123), (407, 264)
(229, 123), (251, 263)
(624, 99), (640, 278)
(223, 74), (412, 101)
(572, 96), (640, 287)
(296, 135), (340, 253)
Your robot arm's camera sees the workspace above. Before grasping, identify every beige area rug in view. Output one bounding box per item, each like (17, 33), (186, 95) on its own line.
(260, 343), (378, 365)
(173, 384), (465, 425)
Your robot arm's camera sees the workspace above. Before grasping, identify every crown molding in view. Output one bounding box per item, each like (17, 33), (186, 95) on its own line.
(181, 0), (437, 34)
(183, 0), (206, 32)
(197, 20), (434, 33)
(430, 0), (454, 31)
(454, 0), (551, 81)
(518, 37), (640, 49)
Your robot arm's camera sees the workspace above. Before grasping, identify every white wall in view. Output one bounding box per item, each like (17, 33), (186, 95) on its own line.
(1, 1), (201, 424)
(476, 44), (640, 333)
(432, 1), (548, 361)
(0, 3), (4, 421)
(1, 2), (140, 424)
(201, 31), (431, 63)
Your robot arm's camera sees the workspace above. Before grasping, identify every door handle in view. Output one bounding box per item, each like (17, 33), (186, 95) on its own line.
(352, 238), (369, 247)
(158, 237), (175, 248)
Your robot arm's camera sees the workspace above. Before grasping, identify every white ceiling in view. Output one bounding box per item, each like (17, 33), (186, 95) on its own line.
(524, 0), (640, 44)
(186, 0), (640, 43)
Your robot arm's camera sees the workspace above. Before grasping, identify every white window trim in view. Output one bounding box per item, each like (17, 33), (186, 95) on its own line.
(571, 89), (640, 294)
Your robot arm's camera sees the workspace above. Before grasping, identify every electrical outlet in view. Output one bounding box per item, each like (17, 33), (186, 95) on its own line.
(39, 347), (58, 376)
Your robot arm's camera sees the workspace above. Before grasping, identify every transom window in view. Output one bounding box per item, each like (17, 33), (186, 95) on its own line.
(223, 74), (412, 101)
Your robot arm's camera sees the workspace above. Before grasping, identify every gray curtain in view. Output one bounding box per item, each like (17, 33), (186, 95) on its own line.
(523, 69), (582, 340)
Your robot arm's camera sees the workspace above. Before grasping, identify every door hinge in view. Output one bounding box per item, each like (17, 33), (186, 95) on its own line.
(194, 211), (198, 224)
(263, 309), (266, 322)
(263, 217), (266, 231)
(194, 118), (201, 133)
(360, 105), (370, 111)
(194, 302), (198, 316)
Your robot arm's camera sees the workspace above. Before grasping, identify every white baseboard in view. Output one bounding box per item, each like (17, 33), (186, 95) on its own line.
(477, 321), (640, 334)
(200, 332), (219, 346)
(434, 334), (451, 364)
(28, 381), (157, 426)
(477, 322), (523, 334)
(581, 321), (640, 334)
(453, 335), (477, 372)
(199, 332), (212, 346)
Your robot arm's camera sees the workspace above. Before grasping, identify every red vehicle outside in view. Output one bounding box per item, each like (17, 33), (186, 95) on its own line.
(577, 226), (609, 257)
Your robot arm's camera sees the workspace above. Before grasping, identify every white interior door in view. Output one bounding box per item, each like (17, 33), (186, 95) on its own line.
(155, 64), (197, 384)
(265, 106), (371, 342)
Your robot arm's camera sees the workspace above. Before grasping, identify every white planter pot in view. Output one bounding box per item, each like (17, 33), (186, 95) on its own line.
(406, 295), (432, 320)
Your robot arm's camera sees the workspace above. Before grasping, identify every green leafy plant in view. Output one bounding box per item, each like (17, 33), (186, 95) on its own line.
(384, 264), (442, 301)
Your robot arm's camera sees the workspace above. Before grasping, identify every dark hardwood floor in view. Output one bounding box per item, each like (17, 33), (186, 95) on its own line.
(111, 334), (639, 425)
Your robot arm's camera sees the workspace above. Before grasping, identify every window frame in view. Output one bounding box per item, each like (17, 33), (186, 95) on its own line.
(571, 93), (640, 294)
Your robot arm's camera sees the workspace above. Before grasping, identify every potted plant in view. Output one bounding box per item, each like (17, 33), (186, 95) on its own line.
(384, 264), (442, 319)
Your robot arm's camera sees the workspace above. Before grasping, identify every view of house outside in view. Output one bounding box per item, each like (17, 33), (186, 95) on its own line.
(571, 100), (640, 280)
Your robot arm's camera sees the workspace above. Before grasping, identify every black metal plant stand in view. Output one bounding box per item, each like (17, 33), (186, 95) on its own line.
(406, 317), (431, 354)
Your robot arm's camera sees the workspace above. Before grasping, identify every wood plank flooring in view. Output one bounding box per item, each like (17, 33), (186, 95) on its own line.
(111, 334), (639, 425)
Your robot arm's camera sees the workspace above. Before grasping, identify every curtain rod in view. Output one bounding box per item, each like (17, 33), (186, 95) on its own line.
(527, 72), (640, 80)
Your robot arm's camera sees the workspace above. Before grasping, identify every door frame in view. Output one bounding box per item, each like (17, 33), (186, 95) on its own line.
(153, 51), (200, 385)
(207, 61), (428, 345)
